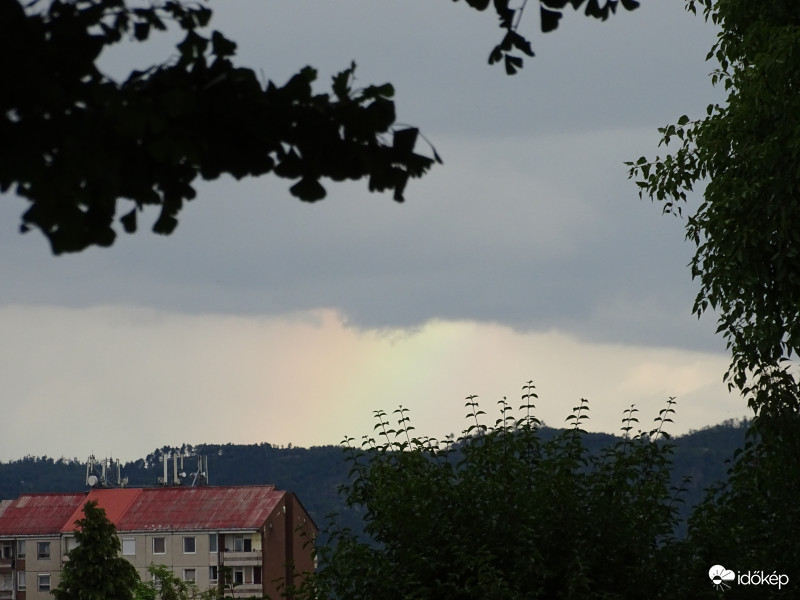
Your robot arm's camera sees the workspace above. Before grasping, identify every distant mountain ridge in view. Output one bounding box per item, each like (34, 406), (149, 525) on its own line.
(0, 419), (750, 538)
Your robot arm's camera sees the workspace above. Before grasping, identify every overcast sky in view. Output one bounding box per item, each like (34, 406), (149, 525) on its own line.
(0, 0), (745, 464)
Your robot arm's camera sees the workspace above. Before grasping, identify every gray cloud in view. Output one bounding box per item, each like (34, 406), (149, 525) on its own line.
(1, 0), (723, 352)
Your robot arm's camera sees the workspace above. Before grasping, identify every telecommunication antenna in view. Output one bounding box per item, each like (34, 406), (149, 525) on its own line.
(157, 450), (209, 486)
(85, 455), (128, 488)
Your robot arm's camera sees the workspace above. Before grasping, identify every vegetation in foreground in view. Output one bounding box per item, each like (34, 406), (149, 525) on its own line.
(300, 387), (797, 600)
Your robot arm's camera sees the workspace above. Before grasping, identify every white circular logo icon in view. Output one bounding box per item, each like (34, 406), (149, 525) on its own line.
(709, 565), (735, 591)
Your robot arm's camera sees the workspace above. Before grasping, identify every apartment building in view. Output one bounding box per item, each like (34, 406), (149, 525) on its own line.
(0, 485), (317, 600)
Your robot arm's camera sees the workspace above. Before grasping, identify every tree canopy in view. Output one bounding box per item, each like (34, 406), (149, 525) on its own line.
(1, 0), (637, 254)
(53, 500), (141, 600)
(304, 390), (686, 600)
(625, 10), (800, 590)
(301, 386), (797, 599)
(627, 0), (800, 418)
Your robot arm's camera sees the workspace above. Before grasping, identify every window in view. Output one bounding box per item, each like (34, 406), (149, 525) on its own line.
(65, 537), (79, 554)
(233, 568), (244, 585)
(232, 535), (251, 553)
(122, 538), (136, 556)
(16, 540), (25, 558)
(17, 572), (26, 591)
(208, 533), (218, 553)
(37, 541), (51, 560)
(38, 574), (51, 592)
(209, 566), (218, 582)
(183, 536), (196, 554)
(1, 542), (12, 559)
(1, 574), (12, 591)
(152, 537), (166, 555)
(183, 569), (196, 583)
(253, 566), (261, 585)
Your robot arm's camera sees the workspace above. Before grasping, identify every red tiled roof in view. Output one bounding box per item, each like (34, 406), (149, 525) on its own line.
(115, 486), (283, 532)
(0, 486), (286, 536)
(0, 493), (86, 535)
(0, 500), (12, 516)
(61, 488), (143, 533)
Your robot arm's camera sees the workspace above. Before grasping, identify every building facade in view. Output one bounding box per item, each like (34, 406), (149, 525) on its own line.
(0, 486), (317, 600)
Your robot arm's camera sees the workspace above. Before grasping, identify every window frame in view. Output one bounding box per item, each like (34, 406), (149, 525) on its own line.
(209, 565), (218, 582)
(17, 571), (26, 591)
(183, 569), (196, 583)
(152, 537), (166, 555)
(208, 533), (218, 553)
(37, 541), (51, 560)
(182, 536), (196, 554)
(122, 537), (136, 556)
(37, 573), (51, 592)
(232, 534), (251, 552)
(16, 540), (25, 558)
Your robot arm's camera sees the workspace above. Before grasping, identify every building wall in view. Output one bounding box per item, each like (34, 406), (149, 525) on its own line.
(120, 531), (224, 589)
(25, 537), (60, 600)
(1, 530), (290, 600)
(289, 495), (317, 579)
(0, 537), (62, 600)
(262, 493), (317, 599)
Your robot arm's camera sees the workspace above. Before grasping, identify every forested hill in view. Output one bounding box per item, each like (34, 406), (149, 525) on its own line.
(0, 419), (749, 536)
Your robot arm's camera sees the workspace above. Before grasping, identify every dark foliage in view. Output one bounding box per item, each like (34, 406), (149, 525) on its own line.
(1, 0), (638, 253)
(304, 391), (686, 600)
(53, 500), (141, 600)
(626, 0), (800, 418)
(293, 388), (794, 600)
(0, 1), (439, 253)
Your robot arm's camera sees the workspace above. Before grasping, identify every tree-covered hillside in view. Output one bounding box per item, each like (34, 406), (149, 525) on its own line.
(0, 419), (748, 539)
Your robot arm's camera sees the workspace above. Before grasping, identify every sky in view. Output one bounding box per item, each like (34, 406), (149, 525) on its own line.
(0, 0), (747, 463)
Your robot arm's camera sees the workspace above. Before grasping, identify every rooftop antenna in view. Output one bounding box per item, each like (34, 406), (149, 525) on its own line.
(189, 454), (209, 486)
(85, 455), (128, 488)
(158, 452), (170, 485)
(156, 449), (209, 486)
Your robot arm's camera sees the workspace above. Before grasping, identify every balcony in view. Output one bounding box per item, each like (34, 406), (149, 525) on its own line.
(221, 550), (262, 566)
(229, 582), (261, 597)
